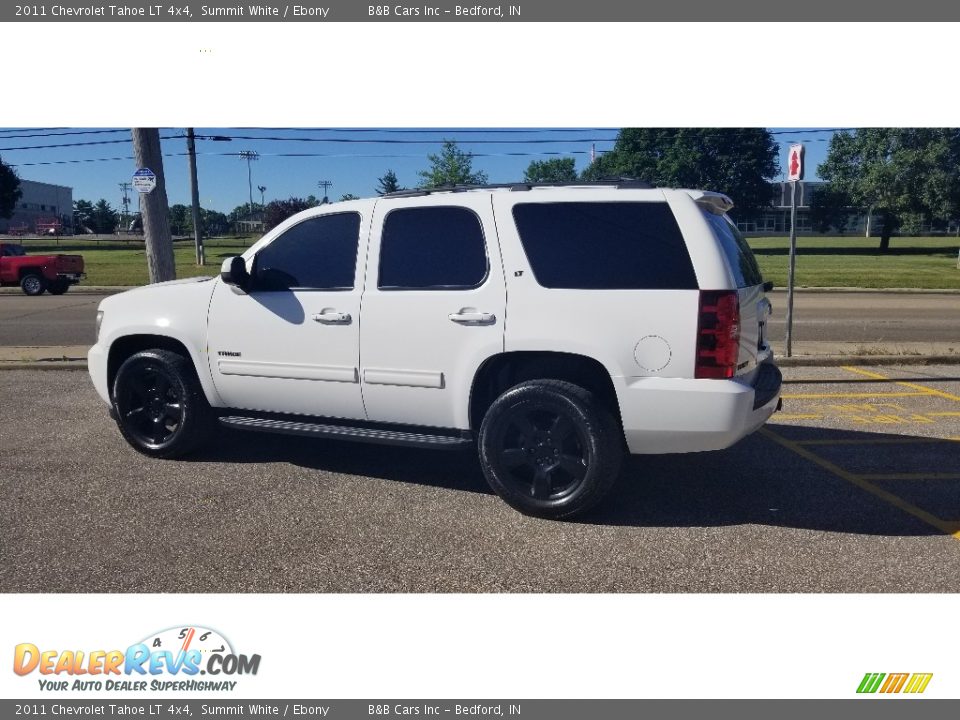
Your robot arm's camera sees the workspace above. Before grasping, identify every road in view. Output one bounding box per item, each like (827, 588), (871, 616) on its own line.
(0, 290), (958, 348)
(2, 365), (959, 593)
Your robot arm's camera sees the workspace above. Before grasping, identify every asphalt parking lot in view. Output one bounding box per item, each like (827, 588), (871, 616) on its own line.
(1, 364), (958, 593)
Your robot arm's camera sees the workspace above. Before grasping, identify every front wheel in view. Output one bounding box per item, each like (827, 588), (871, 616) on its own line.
(111, 349), (215, 458)
(20, 274), (46, 296)
(478, 380), (623, 519)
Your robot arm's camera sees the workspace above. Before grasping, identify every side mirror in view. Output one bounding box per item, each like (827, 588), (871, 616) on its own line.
(220, 256), (250, 290)
(763, 280), (774, 293)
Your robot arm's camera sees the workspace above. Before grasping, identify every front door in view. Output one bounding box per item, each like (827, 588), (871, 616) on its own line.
(207, 209), (368, 420)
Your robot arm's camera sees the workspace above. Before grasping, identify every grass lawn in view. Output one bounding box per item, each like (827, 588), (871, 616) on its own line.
(748, 235), (960, 289)
(15, 236), (257, 286)
(10, 234), (960, 290)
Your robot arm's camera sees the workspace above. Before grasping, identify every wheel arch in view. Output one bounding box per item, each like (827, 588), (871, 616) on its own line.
(468, 351), (623, 435)
(106, 333), (221, 406)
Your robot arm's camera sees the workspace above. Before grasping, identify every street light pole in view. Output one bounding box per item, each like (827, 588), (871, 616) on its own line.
(239, 150), (259, 221)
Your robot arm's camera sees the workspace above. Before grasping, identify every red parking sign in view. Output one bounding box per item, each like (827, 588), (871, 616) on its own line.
(788, 144), (804, 181)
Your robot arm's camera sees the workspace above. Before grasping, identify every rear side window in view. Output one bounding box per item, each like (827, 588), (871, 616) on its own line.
(701, 210), (764, 288)
(512, 202), (697, 290)
(378, 206), (488, 290)
(255, 213), (361, 291)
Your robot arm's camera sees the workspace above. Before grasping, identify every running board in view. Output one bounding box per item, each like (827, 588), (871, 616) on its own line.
(218, 415), (473, 450)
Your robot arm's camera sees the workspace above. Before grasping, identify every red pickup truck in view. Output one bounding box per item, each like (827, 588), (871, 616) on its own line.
(0, 242), (85, 295)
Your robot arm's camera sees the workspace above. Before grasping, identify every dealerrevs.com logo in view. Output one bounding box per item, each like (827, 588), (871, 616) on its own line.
(13, 626), (261, 693)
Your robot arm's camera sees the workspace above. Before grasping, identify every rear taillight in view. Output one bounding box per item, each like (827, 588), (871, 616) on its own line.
(696, 290), (740, 379)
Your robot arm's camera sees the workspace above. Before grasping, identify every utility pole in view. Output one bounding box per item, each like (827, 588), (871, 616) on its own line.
(239, 150), (259, 221)
(118, 182), (132, 228)
(131, 128), (176, 283)
(186, 128), (204, 265)
(317, 179), (332, 204)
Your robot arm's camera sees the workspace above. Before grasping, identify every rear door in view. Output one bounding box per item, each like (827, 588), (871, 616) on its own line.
(359, 194), (506, 430)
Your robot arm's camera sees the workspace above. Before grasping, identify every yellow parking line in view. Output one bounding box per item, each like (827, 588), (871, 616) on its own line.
(858, 473), (960, 481)
(796, 438), (960, 446)
(929, 412), (960, 417)
(781, 392), (929, 399)
(760, 427), (960, 542)
(843, 366), (960, 403)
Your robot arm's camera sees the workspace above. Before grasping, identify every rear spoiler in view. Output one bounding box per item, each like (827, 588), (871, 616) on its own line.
(686, 190), (735, 214)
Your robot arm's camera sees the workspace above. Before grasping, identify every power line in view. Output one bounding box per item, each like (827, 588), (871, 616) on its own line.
(0, 129), (131, 140)
(0, 136), (180, 152)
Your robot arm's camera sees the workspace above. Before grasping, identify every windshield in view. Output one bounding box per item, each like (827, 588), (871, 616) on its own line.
(701, 210), (763, 288)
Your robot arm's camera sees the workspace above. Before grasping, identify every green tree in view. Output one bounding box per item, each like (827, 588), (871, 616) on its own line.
(809, 186), (850, 234)
(817, 128), (960, 251)
(581, 128), (778, 214)
(229, 203), (259, 223)
(90, 199), (117, 234)
(0, 156), (22, 220)
(376, 169), (402, 195)
(417, 140), (488, 187)
(73, 199), (95, 233)
(263, 197), (314, 231)
(200, 208), (230, 236)
(168, 204), (190, 235)
(523, 157), (577, 183)
(339, 193), (359, 201)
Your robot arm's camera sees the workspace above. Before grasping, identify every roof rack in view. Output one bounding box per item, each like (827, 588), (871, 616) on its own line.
(382, 177), (654, 198)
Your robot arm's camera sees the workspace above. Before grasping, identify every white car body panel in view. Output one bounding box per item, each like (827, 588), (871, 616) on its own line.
(87, 277), (221, 406)
(205, 203), (371, 420)
(358, 193), (506, 430)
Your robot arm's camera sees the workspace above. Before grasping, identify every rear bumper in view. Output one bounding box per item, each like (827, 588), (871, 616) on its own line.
(56, 272), (85, 283)
(616, 362), (782, 454)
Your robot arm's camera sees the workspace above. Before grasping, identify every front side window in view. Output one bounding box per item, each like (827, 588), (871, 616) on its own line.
(254, 213), (361, 291)
(378, 206), (488, 290)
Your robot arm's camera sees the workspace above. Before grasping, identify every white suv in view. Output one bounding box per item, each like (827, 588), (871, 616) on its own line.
(88, 182), (781, 519)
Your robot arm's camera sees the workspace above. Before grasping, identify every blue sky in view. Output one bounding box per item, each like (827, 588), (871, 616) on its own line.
(0, 128), (838, 214)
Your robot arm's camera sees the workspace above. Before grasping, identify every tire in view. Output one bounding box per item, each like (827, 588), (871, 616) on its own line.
(20, 273), (47, 296)
(478, 379), (623, 519)
(111, 349), (215, 459)
(48, 279), (70, 295)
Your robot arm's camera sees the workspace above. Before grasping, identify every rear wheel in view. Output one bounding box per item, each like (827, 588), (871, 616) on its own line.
(478, 379), (623, 519)
(20, 273), (46, 296)
(48, 279), (70, 295)
(111, 349), (215, 458)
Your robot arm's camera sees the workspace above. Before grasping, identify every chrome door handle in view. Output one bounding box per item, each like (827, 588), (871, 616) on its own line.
(312, 310), (352, 325)
(448, 310), (496, 325)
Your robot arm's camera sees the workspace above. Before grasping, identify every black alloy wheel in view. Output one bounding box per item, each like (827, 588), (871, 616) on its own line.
(112, 349), (214, 458)
(478, 380), (623, 519)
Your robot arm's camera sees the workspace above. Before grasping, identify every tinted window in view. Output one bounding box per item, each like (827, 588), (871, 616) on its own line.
(512, 202), (697, 290)
(702, 210), (764, 288)
(2, 245), (25, 257)
(254, 213), (360, 291)
(378, 207), (488, 290)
